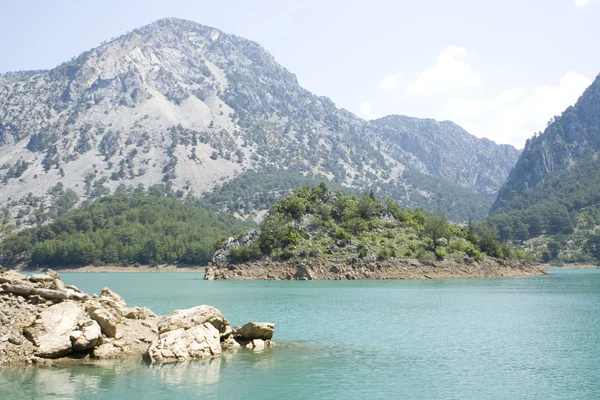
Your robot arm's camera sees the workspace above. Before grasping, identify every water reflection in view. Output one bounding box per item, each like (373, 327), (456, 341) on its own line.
(151, 357), (221, 387)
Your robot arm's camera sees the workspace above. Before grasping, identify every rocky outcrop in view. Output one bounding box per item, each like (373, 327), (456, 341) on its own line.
(212, 230), (259, 267)
(204, 258), (549, 281)
(0, 268), (276, 366)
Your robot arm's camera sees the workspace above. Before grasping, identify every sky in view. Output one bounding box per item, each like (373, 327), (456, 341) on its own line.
(0, 0), (598, 148)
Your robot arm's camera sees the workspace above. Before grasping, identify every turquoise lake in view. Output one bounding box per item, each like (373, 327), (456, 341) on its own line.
(2, 269), (600, 399)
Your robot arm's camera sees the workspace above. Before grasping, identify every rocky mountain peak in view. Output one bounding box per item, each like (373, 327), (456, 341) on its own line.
(0, 18), (518, 227)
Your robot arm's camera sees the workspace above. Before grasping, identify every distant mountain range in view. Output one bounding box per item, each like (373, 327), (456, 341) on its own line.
(0, 18), (519, 226)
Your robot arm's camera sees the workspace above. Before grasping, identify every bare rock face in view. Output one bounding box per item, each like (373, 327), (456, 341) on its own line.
(158, 305), (229, 334)
(237, 322), (275, 341)
(23, 302), (87, 358)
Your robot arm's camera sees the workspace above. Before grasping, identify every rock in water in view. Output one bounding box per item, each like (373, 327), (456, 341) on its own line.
(148, 323), (221, 362)
(158, 305), (229, 334)
(237, 322), (276, 341)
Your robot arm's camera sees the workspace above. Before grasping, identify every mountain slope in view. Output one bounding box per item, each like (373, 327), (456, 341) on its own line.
(0, 18), (517, 225)
(491, 74), (600, 213)
(373, 115), (519, 200)
(488, 74), (600, 262)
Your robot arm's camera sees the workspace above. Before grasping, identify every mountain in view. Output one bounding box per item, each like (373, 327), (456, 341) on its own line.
(491, 74), (600, 213)
(372, 115), (519, 200)
(488, 74), (600, 262)
(0, 18), (518, 227)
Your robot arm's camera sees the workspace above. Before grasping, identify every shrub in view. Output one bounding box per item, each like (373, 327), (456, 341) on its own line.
(228, 244), (262, 263)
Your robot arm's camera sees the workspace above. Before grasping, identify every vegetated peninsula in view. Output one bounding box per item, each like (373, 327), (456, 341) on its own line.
(206, 184), (547, 280)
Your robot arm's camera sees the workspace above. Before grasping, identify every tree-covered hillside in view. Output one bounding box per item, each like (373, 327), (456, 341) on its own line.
(0, 186), (254, 268)
(220, 184), (524, 265)
(489, 74), (600, 264)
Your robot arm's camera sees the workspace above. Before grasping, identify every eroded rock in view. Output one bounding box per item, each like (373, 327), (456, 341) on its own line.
(24, 302), (86, 358)
(148, 323), (221, 362)
(237, 322), (275, 341)
(158, 305), (228, 334)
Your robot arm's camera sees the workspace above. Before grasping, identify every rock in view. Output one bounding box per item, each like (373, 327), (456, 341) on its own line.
(158, 305), (228, 334)
(148, 323), (221, 362)
(237, 322), (275, 341)
(221, 336), (240, 352)
(24, 302), (86, 358)
(295, 264), (314, 280)
(100, 288), (127, 309)
(89, 308), (120, 338)
(1, 283), (88, 301)
(93, 343), (123, 359)
(8, 334), (22, 345)
(204, 267), (216, 280)
(71, 321), (103, 351)
(252, 339), (265, 351)
(124, 307), (156, 320)
(29, 274), (53, 283)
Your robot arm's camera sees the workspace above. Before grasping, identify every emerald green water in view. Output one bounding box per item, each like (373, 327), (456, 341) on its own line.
(2, 269), (600, 399)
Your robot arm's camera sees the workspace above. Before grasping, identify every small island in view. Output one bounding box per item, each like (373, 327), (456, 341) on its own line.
(207, 184), (548, 280)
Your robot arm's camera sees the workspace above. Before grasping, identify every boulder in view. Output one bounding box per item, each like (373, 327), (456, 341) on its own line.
(237, 322), (275, 341)
(89, 308), (120, 338)
(24, 302), (86, 358)
(93, 343), (124, 359)
(221, 336), (240, 352)
(148, 323), (221, 362)
(252, 339), (265, 351)
(71, 321), (103, 351)
(158, 305), (228, 334)
(295, 264), (314, 280)
(124, 307), (156, 320)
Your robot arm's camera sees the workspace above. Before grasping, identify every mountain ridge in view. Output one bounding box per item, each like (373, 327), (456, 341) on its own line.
(0, 18), (518, 226)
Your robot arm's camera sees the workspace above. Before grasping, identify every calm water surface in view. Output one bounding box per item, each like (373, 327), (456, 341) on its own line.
(2, 269), (600, 399)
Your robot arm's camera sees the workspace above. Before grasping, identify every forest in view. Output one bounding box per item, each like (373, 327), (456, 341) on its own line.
(0, 185), (253, 267)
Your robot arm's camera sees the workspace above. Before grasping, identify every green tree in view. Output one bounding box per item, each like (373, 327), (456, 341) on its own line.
(424, 210), (449, 249)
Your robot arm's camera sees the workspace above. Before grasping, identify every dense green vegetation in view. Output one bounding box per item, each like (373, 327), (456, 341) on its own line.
(378, 167), (491, 222)
(203, 166), (490, 223)
(0, 185), (254, 268)
(487, 74), (600, 264)
(202, 167), (352, 215)
(225, 184), (525, 264)
(488, 156), (600, 264)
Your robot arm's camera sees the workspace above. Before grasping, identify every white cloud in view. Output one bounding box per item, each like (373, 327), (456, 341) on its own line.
(360, 102), (377, 120)
(379, 72), (403, 91)
(407, 46), (482, 96)
(575, 0), (597, 7)
(442, 88), (525, 118)
(440, 71), (592, 147)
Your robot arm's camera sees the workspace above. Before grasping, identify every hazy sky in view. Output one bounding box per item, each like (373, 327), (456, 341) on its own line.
(1, 0), (598, 148)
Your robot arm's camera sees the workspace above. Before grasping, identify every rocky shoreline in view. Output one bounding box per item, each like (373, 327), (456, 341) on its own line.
(205, 258), (549, 281)
(0, 267), (275, 366)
